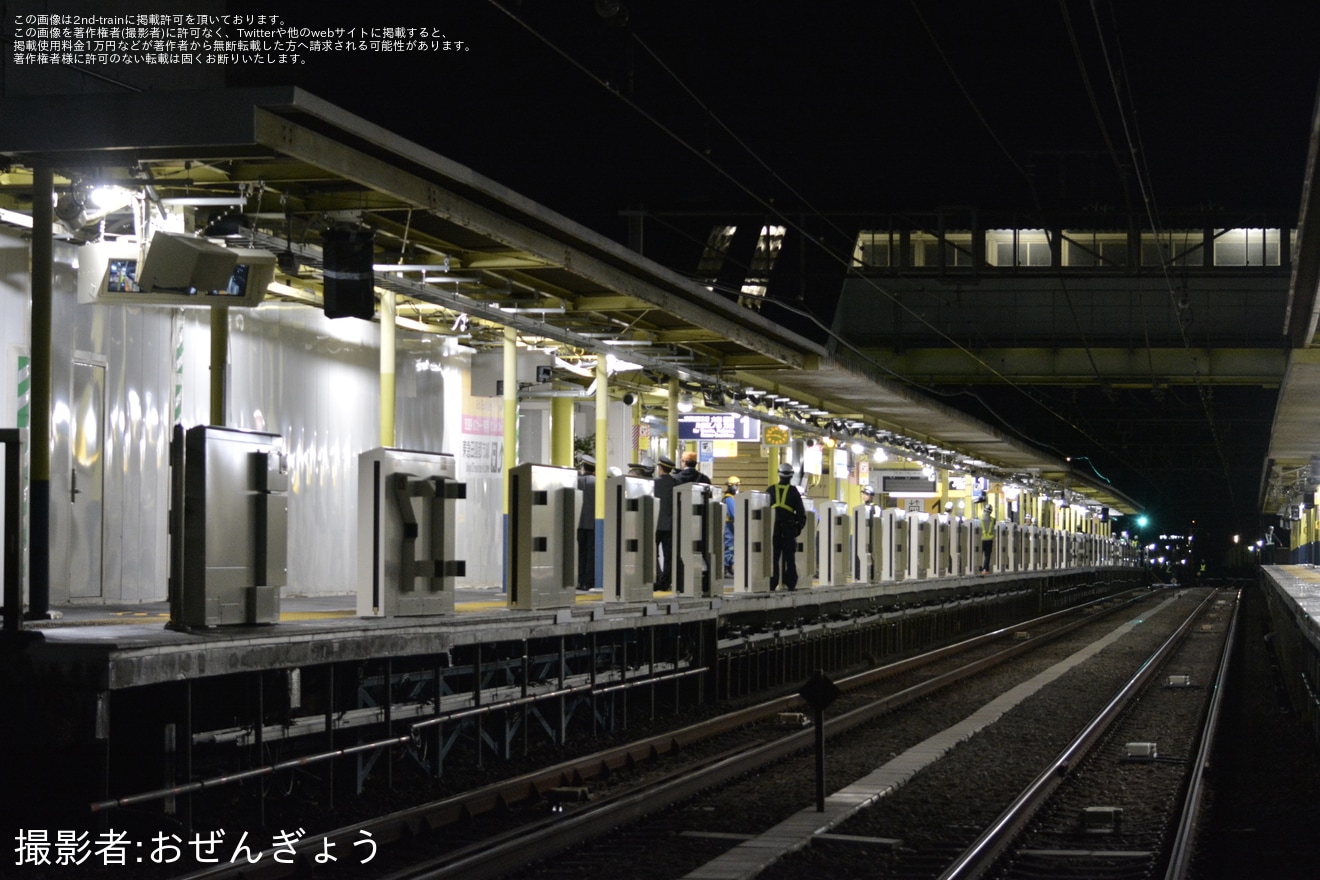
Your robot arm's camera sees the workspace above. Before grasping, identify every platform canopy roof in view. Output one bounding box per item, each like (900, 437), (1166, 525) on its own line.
(1263, 96), (1320, 519)
(0, 87), (1138, 513)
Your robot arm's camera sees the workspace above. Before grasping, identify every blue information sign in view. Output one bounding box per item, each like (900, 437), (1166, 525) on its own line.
(677, 414), (761, 441)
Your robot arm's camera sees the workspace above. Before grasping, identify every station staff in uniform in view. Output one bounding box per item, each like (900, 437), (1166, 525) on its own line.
(653, 456), (677, 590)
(767, 462), (807, 591)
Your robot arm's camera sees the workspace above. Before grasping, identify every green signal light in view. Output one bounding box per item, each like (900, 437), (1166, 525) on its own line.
(1137, 515), (1149, 528)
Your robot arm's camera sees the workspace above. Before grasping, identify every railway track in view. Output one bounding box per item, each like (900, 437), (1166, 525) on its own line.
(172, 586), (1167, 880)
(402, 586), (1225, 880)
(946, 589), (1236, 879)
(758, 587), (1233, 880)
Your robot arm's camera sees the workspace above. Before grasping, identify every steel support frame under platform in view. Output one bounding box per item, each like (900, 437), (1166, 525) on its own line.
(41, 618), (713, 835)
(5, 570), (1146, 836)
(716, 571), (1144, 700)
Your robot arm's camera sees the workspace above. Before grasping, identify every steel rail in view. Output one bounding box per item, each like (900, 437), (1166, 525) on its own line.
(938, 588), (1222, 880)
(1164, 587), (1242, 880)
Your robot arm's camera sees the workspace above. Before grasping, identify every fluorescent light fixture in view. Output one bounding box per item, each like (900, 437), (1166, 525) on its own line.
(161, 196), (247, 207)
(606, 353), (644, 374)
(374, 263), (452, 272)
(554, 357), (594, 378)
(677, 393), (694, 413)
(89, 186), (133, 209)
(425, 275), (482, 285)
(0, 208), (32, 228)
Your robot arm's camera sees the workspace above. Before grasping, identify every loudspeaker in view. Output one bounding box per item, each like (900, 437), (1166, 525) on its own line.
(321, 228), (375, 319)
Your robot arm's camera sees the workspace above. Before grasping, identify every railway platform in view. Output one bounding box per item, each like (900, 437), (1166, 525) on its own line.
(0, 567), (1144, 838)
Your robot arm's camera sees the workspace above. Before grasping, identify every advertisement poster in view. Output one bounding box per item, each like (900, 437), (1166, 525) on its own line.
(459, 374), (504, 477)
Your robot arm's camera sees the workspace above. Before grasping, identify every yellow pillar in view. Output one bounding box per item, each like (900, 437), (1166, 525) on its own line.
(502, 326), (517, 594)
(379, 289), (396, 447)
(595, 356), (608, 588)
(502, 326), (517, 483)
(551, 396), (573, 467)
(631, 393), (642, 461)
(667, 376), (679, 460)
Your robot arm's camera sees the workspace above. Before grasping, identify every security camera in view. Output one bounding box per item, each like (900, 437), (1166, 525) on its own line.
(621, 392), (638, 406)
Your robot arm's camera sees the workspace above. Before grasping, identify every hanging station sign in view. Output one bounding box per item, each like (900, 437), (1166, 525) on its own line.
(677, 413), (761, 441)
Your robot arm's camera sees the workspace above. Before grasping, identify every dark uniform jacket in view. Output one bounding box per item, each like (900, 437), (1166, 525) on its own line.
(767, 480), (807, 534)
(654, 472), (677, 530)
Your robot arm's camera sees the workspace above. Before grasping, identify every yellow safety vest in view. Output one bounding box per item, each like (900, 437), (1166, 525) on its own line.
(772, 484), (795, 511)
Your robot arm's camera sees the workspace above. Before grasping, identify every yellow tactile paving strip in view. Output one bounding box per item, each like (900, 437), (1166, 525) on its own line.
(32, 587), (708, 626)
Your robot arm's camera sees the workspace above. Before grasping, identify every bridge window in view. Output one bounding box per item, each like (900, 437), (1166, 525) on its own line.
(855, 230), (897, 268)
(939, 232), (975, 267)
(1141, 231), (1204, 267)
(738, 225), (785, 308)
(1213, 228), (1281, 266)
(851, 225), (1291, 273)
(987, 229), (1051, 267)
(1062, 231), (1127, 267)
(908, 231), (976, 267)
(697, 225), (737, 285)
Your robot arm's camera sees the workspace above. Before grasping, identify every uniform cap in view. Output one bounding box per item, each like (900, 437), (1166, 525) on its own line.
(578, 454), (595, 467)
(777, 462), (794, 477)
(657, 455), (676, 468)
(861, 486), (875, 496)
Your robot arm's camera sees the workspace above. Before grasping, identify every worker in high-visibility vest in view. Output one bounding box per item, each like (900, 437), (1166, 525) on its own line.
(766, 462), (807, 591)
(980, 502), (995, 574)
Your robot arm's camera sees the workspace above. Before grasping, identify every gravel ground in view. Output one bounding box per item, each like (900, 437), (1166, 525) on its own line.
(759, 590), (1202, 879)
(499, 590), (1197, 880)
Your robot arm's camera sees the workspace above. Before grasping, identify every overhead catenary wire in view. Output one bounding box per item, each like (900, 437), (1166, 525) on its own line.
(909, 1), (1109, 390)
(484, 0), (1135, 484)
(1086, 0), (1239, 515)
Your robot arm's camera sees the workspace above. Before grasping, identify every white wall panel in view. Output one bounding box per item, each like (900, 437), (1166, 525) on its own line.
(0, 231), (508, 601)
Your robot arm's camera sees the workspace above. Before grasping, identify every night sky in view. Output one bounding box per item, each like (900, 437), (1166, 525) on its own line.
(231, 2), (1320, 234)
